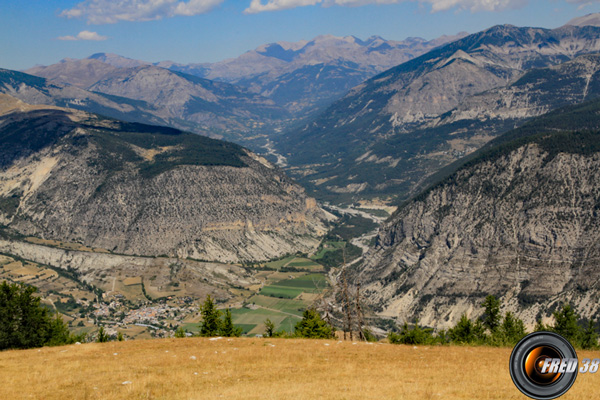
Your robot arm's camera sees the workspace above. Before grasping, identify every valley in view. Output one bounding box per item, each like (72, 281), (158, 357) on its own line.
(3, 9), (600, 349)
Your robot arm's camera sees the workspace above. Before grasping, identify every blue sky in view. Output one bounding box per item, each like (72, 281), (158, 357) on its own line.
(1, 0), (599, 71)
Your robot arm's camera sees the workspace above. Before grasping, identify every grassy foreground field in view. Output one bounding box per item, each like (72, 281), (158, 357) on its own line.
(1, 338), (599, 399)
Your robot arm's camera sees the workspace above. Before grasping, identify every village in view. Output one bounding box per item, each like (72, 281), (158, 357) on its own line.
(86, 294), (200, 339)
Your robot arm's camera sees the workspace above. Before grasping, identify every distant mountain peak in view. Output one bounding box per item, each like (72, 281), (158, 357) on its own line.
(87, 53), (149, 69)
(565, 12), (600, 27)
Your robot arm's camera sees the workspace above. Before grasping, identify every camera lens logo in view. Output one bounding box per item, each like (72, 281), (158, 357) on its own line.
(510, 332), (578, 400)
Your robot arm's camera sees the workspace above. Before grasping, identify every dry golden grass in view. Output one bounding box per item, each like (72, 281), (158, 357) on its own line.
(1, 338), (599, 400)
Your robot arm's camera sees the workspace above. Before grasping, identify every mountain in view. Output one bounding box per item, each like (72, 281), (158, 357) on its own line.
(351, 98), (600, 330)
(86, 65), (289, 140)
(0, 68), (169, 127)
(0, 94), (329, 263)
(25, 58), (121, 89)
(63, 33), (466, 116)
(278, 24), (600, 203)
(565, 12), (600, 27)
(164, 34), (467, 115)
(20, 64), (288, 141)
(88, 52), (150, 68)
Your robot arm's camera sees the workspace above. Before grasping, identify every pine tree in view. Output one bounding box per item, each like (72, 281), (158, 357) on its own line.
(481, 295), (501, 334)
(448, 314), (486, 344)
(534, 318), (548, 332)
(96, 326), (110, 343)
(580, 319), (598, 350)
(552, 304), (580, 343)
(0, 281), (76, 349)
(295, 308), (334, 339)
(220, 308), (242, 337)
(500, 311), (527, 345)
(199, 295), (222, 337)
(174, 327), (186, 338)
(45, 314), (72, 346)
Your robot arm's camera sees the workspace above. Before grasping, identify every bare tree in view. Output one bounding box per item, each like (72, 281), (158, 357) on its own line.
(356, 283), (365, 341)
(341, 266), (353, 340)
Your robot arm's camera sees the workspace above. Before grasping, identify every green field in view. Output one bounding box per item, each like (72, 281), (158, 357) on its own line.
(259, 274), (328, 299)
(247, 295), (306, 316)
(263, 255), (295, 270)
(260, 256), (323, 271)
(179, 322), (200, 333)
(259, 286), (303, 299)
(229, 307), (301, 335)
(285, 258), (324, 271)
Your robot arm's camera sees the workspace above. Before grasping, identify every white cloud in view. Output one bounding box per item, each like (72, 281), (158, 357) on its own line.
(424, 0), (527, 12)
(61, 0), (224, 24)
(58, 31), (109, 41)
(244, 0), (527, 13)
(244, 0), (321, 14)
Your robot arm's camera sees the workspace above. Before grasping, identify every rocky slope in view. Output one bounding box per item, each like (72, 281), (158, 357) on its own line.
(25, 58), (121, 89)
(0, 239), (252, 300)
(0, 94), (329, 263)
(279, 24), (600, 203)
(429, 53), (600, 128)
(86, 65), (288, 140)
(0, 68), (169, 127)
(352, 99), (600, 329)
(565, 12), (600, 27)
(20, 64), (288, 141)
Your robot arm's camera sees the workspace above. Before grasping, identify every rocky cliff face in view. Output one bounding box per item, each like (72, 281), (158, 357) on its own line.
(352, 116), (600, 329)
(0, 95), (329, 263)
(430, 54), (600, 128)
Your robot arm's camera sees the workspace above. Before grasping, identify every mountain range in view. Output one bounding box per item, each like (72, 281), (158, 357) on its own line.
(20, 63), (287, 142)
(8, 12), (600, 334)
(277, 23), (600, 203)
(27, 33), (467, 119)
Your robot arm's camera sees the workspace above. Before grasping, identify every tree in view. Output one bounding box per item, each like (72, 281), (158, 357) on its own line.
(448, 314), (486, 344)
(96, 326), (110, 343)
(580, 319), (598, 350)
(45, 314), (73, 347)
(534, 318), (548, 332)
(388, 320), (434, 345)
(219, 308), (242, 337)
(174, 327), (186, 338)
(199, 295), (222, 337)
(500, 311), (527, 345)
(294, 308), (334, 339)
(481, 295), (501, 334)
(117, 331), (124, 342)
(552, 304), (580, 343)
(0, 281), (77, 350)
(264, 318), (275, 338)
